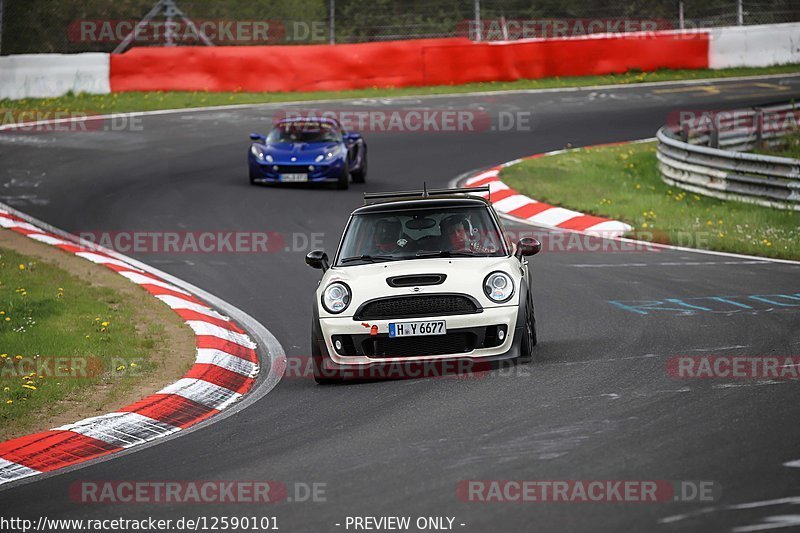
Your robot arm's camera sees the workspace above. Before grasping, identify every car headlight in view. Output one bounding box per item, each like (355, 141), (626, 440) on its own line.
(315, 154), (324, 162)
(483, 271), (514, 303)
(322, 282), (351, 314)
(265, 153), (273, 162)
(250, 144), (266, 162)
(325, 146), (343, 160)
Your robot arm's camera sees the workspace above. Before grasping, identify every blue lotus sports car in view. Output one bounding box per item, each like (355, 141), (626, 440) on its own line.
(248, 117), (367, 189)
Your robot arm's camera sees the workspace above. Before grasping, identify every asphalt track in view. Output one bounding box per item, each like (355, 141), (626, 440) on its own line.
(1, 75), (800, 532)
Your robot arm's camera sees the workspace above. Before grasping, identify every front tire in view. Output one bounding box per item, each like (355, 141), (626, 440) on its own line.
(351, 146), (367, 183)
(336, 162), (350, 190)
(518, 302), (536, 363)
(312, 333), (342, 384)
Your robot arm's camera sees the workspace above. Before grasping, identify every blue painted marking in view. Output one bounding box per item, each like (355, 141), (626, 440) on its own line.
(610, 292), (800, 315)
(749, 294), (800, 307)
(704, 297), (753, 309)
(664, 298), (713, 312)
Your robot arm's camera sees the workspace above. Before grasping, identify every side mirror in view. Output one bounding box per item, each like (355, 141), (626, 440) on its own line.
(249, 133), (265, 141)
(345, 132), (362, 142)
(515, 237), (541, 259)
(305, 250), (330, 271)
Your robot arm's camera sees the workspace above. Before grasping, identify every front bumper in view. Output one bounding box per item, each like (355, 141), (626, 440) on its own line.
(319, 305), (522, 366)
(248, 158), (345, 182)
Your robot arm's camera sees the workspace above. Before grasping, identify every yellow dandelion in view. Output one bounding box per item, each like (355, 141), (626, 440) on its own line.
(642, 222), (649, 228)
(18, 264), (25, 270)
(4, 317), (10, 322)
(22, 384), (36, 390)
(5, 400), (11, 405)
(101, 321), (109, 327)
(14, 355), (22, 360)
(116, 365), (126, 371)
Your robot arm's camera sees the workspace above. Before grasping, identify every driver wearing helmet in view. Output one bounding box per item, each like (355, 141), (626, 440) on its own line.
(373, 218), (405, 254)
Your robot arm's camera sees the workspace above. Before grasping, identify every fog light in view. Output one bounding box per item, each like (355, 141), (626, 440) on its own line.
(272, 165), (279, 171)
(309, 165), (315, 171)
(334, 339), (342, 351)
(498, 329), (505, 341)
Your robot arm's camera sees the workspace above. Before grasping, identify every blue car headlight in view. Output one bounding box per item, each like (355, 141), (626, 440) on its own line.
(250, 145), (272, 163)
(325, 146), (344, 160)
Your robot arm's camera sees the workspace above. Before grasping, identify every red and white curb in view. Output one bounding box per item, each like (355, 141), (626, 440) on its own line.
(0, 208), (265, 486)
(462, 148), (632, 238)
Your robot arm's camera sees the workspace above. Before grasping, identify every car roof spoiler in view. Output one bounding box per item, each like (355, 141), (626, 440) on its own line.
(363, 184), (491, 205)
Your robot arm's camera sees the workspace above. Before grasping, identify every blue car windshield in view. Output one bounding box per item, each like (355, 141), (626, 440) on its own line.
(268, 122), (342, 144)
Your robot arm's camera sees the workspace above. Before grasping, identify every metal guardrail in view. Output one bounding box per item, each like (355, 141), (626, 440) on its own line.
(656, 102), (800, 210)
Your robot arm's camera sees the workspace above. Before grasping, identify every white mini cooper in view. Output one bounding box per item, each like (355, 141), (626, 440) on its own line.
(305, 187), (541, 384)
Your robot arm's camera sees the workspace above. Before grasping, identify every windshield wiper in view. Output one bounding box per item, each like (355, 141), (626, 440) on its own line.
(414, 250), (479, 258)
(339, 254), (396, 264)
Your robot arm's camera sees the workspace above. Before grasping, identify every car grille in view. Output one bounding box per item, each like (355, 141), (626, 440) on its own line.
(275, 165), (311, 173)
(363, 333), (476, 358)
(355, 295), (480, 320)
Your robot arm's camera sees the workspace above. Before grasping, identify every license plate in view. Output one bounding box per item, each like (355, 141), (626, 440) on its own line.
(280, 173), (308, 182)
(389, 320), (446, 338)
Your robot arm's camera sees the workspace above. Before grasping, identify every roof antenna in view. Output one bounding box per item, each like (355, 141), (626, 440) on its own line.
(423, 182), (428, 198)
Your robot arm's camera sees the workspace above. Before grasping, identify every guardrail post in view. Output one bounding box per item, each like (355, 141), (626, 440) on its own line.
(754, 109), (764, 149)
(681, 123), (690, 143)
(709, 123), (719, 148)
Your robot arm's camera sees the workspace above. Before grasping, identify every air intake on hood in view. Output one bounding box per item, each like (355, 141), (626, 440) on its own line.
(387, 274), (447, 287)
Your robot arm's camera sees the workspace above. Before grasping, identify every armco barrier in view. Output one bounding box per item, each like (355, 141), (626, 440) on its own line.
(109, 33), (709, 93)
(0, 53), (110, 100)
(656, 103), (800, 210)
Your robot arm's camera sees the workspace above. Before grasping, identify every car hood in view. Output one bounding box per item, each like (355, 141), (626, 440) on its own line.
(317, 257), (522, 318)
(264, 142), (341, 163)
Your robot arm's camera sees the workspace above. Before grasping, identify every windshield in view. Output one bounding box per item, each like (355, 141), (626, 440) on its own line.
(267, 121), (342, 144)
(336, 206), (507, 265)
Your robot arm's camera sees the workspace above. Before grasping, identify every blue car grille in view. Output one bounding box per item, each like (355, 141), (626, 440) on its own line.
(275, 165), (313, 173)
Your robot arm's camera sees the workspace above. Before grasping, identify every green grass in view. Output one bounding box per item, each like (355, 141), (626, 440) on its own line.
(501, 142), (800, 260)
(754, 131), (800, 159)
(1, 64), (799, 115)
(0, 247), (165, 435)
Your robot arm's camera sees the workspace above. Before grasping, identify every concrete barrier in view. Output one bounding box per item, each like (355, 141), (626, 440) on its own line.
(0, 53), (110, 100)
(0, 23), (798, 100)
(709, 22), (800, 69)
